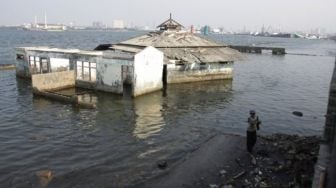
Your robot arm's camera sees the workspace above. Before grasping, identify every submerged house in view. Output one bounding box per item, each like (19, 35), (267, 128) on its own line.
(15, 15), (240, 98)
(16, 46), (164, 97)
(103, 15), (241, 84)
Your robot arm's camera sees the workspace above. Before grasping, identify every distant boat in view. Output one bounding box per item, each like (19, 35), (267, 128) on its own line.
(22, 13), (67, 32)
(270, 33), (292, 38)
(23, 23), (67, 32)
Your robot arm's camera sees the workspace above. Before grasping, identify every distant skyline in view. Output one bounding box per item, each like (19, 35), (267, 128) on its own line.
(2, 0), (336, 33)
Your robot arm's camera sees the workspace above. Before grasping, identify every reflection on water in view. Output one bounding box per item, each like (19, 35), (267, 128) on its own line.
(133, 93), (165, 139)
(77, 93), (98, 104)
(132, 80), (233, 140)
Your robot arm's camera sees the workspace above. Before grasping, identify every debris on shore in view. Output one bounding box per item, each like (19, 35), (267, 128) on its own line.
(218, 134), (320, 188)
(35, 170), (53, 187)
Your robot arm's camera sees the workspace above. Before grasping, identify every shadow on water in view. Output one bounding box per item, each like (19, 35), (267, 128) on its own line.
(16, 77), (32, 95)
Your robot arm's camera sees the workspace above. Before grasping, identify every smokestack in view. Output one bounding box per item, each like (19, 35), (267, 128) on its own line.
(44, 12), (47, 28)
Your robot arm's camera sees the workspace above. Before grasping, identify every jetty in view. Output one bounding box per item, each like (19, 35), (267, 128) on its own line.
(228, 45), (286, 55)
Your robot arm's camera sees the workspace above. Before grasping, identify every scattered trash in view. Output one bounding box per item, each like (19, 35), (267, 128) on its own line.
(235, 158), (243, 167)
(219, 169), (227, 176)
(209, 184), (218, 188)
(219, 134), (320, 187)
(260, 181), (269, 188)
(222, 185), (234, 188)
(250, 154), (257, 165)
(233, 170), (246, 179)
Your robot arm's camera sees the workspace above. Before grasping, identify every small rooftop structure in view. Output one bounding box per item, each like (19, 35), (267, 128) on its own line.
(157, 13), (183, 31)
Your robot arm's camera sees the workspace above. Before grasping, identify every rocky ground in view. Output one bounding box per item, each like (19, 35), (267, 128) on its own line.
(141, 133), (321, 188)
(218, 134), (321, 188)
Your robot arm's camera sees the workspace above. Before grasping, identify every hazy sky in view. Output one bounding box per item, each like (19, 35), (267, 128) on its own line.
(2, 0), (336, 32)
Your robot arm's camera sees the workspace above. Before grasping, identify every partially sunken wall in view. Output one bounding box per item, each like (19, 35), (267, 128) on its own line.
(167, 62), (233, 84)
(32, 70), (75, 91)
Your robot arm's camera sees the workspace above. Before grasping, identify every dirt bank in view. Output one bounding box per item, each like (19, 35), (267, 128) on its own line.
(137, 133), (320, 188)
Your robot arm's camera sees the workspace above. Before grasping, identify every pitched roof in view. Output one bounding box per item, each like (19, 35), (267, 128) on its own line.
(117, 31), (226, 48)
(109, 31), (241, 63)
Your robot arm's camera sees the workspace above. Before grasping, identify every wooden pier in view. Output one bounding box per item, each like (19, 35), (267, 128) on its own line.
(228, 45), (286, 55)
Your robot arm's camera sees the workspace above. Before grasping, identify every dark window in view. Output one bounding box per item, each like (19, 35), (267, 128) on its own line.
(199, 63), (207, 70)
(41, 58), (49, 73)
(16, 54), (24, 60)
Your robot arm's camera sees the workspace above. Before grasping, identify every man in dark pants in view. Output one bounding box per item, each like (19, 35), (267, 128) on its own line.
(247, 110), (261, 153)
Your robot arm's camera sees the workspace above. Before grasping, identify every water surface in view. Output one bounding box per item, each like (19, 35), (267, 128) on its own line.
(0, 29), (335, 187)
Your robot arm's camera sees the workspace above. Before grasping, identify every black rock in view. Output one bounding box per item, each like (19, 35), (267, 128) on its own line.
(292, 111), (303, 117)
(157, 161), (167, 169)
(257, 149), (269, 157)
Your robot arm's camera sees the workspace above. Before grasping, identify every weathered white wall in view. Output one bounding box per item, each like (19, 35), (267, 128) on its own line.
(133, 46), (164, 97)
(94, 58), (132, 94)
(32, 70), (75, 91)
(167, 62), (233, 84)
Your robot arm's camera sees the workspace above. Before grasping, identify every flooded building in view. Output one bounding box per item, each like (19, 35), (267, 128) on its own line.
(105, 14), (241, 84)
(15, 15), (240, 98)
(16, 46), (164, 97)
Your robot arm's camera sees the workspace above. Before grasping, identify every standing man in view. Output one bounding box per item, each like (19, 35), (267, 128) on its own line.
(247, 110), (261, 153)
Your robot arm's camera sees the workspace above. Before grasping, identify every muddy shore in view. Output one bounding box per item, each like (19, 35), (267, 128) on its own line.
(137, 133), (320, 188)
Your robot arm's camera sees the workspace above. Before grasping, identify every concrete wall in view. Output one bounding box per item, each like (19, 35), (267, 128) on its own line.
(313, 59), (336, 188)
(92, 58), (133, 94)
(133, 46), (164, 97)
(167, 62), (233, 84)
(32, 70), (75, 91)
(324, 60), (336, 188)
